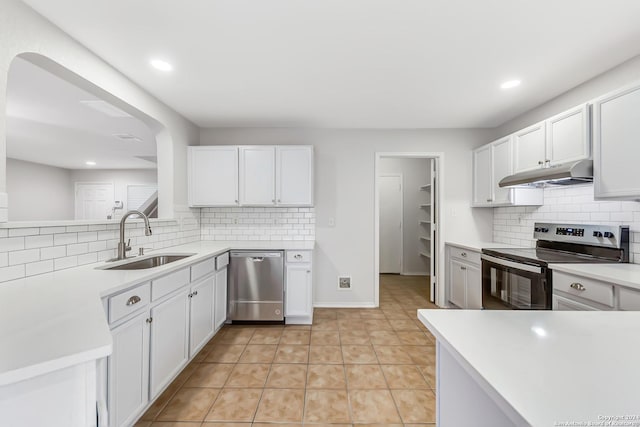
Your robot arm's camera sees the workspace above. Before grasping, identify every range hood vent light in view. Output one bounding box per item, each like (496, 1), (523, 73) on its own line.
(499, 159), (593, 188)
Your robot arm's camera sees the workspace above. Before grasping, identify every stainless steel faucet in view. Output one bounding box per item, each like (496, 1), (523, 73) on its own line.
(116, 210), (152, 261)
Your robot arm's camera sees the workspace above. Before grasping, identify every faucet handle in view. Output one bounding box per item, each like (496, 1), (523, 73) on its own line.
(125, 238), (131, 252)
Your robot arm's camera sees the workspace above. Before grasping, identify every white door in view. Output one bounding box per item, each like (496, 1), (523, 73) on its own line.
(108, 311), (149, 427)
(429, 159), (437, 303)
(379, 175), (402, 274)
(189, 276), (215, 357)
(546, 104), (590, 165)
(75, 183), (114, 220)
(472, 145), (492, 205)
(214, 268), (228, 330)
(276, 146), (313, 206)
(188, 146), (238, 206)
(239, 146), (276, 205)
(285, 264), (312, 317)
(513, 122), (547, 173)
(149, 290), (189, 399)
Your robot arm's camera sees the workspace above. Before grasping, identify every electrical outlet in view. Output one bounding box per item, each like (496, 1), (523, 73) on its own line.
(339, 276), (351, 289)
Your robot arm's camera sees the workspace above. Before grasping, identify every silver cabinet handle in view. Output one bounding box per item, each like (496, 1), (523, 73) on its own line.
(193, 291), (198, 296)
(486, 199), (492, 202)
(235, 199), (239, 204)
(294, 254), (303, 259)
(146, 317), (153, 324)
(461, 252), (467, 257)
(307, 270), (311, 273)
(126, 295), (141, 306)
(545, 159), (551, 163)
(570, 283), (586, 291)
(538, 161), (544, 165)
(252, 257), (264, 262)
(461, 266), (467, 270)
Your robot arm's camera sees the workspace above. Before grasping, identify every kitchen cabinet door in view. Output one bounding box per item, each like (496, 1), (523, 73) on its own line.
(149, 290), (189, 399)
(449, 259), (467, 308)
(239, 146), (276, 205)
(513, 122), (546, 173)
(472, 144), (492, 206)
(108, 311), (149, 427)
(285, 264), (312, 318)
(214, 267), (228, 330)
(189, 276), (215, 357)
(188, 146), (238, 206)
(491, 137), (513, 205)
(276, 146), (314, 206)
(465, 264), (482, 309)
(546, 104), (590, 165)
(593, 84), (640, 200)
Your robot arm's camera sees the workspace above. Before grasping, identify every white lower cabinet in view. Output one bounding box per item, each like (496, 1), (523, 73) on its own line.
(446, 244), (482, 309)
(552, 294), (599, 311)
(285, 250), (313, 324)
(149, 290), (190, 399)
(108, 311), (150, 427)
(214, 266), (228, 330)
(189, 276), (215, 357)
(551, 270), (640, 311)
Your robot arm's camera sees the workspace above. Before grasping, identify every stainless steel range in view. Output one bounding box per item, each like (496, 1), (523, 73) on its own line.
(481, 223), (629, 310)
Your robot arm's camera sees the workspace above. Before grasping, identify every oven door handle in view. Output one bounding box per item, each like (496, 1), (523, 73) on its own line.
(481, 254), (543, 274)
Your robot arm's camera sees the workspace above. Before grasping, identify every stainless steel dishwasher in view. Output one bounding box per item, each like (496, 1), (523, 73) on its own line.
(228, 251), (284, 322)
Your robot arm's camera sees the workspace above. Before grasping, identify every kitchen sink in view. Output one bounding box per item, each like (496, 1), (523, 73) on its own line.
(101, 254), (195, 270)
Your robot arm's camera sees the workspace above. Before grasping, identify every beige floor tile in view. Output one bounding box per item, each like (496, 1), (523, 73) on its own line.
(338, 318), (367, 330)
(150, 422), (201, 427)
(265, 364), (307, 388)
(249, 328), (283, 345)
(396, 331), (432, 346)
(307, 364), (346, 389)
(280, 329), (311, 345)
(392, 390), (436, 423)
(218, 328), (255, 344)
(382, 309), (411, 320)
(201, 423), (251, 427)
(417, 364), (436, 387)
(252, 424), (302, 427)
(349, 390), (402, 423)
(403, 346), (435, 365)
(311, 330), (341, 345)
(368, 330), (401, 345)
(238, 344), (277, 363)
(390, 319), (421, 331)
(381, 365), (429, 389)
(312, 318), (339, 330)
(304, 390), (351, 423)
(226, 364), (270, 388)
(314, 308), (339, 319)
(345, 365), (388, 389)
(274, 345), (309, 363)
(341, 345), (378, 364)
(364, 319), (393, 331)
(184, 363), (234, 388)
(205, 388), (262, 422)
(309, 345), (343, 364)
(340, 330), (371, 345)
(133, 421), (151, 427)
(359, 310), (387, 319)
(337, 310), (362, 319)
(356, 424), (404, 427)
(205, 345), (246, 363)
(192, 346), (212, 363)
(373, 345), (414, 364)
(157, 388), (220, 422)
(140, 379), (181, 420)
(254, 388), (305, 422)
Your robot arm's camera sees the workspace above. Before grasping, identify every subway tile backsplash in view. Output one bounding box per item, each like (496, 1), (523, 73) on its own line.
(200, 207), (315, 241)
(0, 206), (201, 283)
(494, 184), (640, 263)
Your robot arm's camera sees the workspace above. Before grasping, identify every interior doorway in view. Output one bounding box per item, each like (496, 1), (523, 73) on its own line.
(74, 182), (114, 220)
(375, 152), (443, 307)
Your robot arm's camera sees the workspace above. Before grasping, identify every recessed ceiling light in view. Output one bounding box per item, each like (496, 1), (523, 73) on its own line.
(86, 161), (96, 166)
(501, 79), (521, 90)
(150, 59), (173, 72)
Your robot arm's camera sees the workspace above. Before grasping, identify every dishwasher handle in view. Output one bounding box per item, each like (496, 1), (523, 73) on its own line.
(230, 251), (283, 258)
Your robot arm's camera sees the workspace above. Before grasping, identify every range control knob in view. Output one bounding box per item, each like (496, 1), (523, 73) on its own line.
(604, 232), (614, 238)
(540, 227), (549, 233)
(593, 231), (603, 237)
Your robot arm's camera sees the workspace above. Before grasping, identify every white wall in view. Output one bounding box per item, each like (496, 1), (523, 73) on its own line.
(200, 128), (494, 306)
(379, 157), (431, 276)
(7, 158), (73, 221)
(0, 0), (200, 220)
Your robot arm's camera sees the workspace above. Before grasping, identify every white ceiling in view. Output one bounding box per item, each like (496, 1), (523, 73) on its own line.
(20, 0), (640, 129)
(6, 57), (157, 170)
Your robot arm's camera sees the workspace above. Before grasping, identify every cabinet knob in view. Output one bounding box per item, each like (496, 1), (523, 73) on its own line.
(460, 266), (467, 270)
(235, 200), (239, 204)
(294, 254), (302, 259)
(538, 161), (544, 165)
(486, 199), (492, 202)
(146, 317), (153, 324)
(570, 282), (586, 291)
(461, 252), (467, 257)
(545, 159), (550, 163)
(193, 291), (198, 296)
(307, 270), (311, 273)
(126, 295), (141, 306)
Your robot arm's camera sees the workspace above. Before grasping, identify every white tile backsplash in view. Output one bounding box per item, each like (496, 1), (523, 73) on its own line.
(0, 205), (201, 283)
(200, 207), (315, 241)
(494, 184), (640, 263)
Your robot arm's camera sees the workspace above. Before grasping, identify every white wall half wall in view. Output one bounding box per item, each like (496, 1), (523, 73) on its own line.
(199, 128), (494, 307)
(379, 157), (431, 276)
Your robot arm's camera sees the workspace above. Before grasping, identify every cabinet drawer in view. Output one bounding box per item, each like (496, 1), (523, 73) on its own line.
(553, 271), (614, 307)
(191, 257), (215, 282)
(216, 252), (229, 270)
(286, 251), (312, 263)
(152, 268), (191, 301)
(619, 287), (640, 311)
(109, 283), (151, 323)
(448, 247), (480, 265)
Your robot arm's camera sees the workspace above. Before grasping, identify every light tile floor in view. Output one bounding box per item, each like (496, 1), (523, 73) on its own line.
(136, 274), (438, 427)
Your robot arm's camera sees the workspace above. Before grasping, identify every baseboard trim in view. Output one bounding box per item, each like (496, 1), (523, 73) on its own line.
(313, 302), (377, 308)
(401, 272), (429, 276)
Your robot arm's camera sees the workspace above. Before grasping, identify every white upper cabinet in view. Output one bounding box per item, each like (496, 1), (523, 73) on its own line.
(513, 122), (547, 173)
(491, 137), (513, 204)
(239, 146), (276, 205)
(188, 146), (238, 206)
(276, 146), (314, 206)
(472, 144), (492, 206)
(546, 104), (590, 164)
(593, 84), (640, 200)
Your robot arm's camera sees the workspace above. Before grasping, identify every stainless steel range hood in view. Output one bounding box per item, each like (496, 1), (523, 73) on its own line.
(499, 159), (593, 188)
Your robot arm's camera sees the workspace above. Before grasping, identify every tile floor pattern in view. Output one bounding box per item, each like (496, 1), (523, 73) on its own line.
(136, 274), (438, 427)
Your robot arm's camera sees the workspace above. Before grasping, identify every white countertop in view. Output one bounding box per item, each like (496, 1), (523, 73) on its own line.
(552, 263), (640, 291)
(0, 240), (314, 386)
(445, 240), (524, 252)
(418, 309), (640, 426)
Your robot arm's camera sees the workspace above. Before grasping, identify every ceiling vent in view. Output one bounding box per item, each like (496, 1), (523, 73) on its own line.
(80, 100), (131, 118)
(113, 133), (143, 142)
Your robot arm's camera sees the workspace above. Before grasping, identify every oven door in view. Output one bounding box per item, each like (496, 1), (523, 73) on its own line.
(481, 254), (551, 310)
